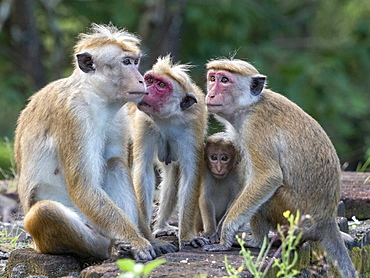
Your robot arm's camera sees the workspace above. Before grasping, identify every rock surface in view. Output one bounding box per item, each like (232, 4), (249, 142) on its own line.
(341, 171), (370, 220)
(2, 172), (370, 277)
(5, 248), (81, 278)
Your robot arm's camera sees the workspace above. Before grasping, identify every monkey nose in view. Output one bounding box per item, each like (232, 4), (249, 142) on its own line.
(216, 163), (222, 172)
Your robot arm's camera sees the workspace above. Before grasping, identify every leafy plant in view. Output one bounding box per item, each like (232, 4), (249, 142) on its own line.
(0, 226), (22, 252)
(116, 258), (166, 278)
(223, 235), (271, 278)
(223, 210), (305, 278)
(356, 155), (370, 173)
(272, 210), (303, 277)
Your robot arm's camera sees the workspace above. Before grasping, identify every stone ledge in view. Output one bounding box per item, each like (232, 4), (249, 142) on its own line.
(341, 171), (370, 220)
(5, 248), (81, 278)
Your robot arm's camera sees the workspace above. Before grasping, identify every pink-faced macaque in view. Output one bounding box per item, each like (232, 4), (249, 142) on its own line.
(129, 55), (208, 247)
(202, 58), (358, 278)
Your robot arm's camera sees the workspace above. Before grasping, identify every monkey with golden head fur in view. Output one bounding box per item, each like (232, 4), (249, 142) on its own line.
(201, 58), (358, 278)
(14, 24), (176, 262)
(128, 55), (209, 248)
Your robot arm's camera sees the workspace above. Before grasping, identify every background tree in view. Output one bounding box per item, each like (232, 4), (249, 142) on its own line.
(0, 0), (369, 177)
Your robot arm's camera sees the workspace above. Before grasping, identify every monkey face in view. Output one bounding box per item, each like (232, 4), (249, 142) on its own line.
(206, 70), (237, 115)
(118, 54), (147, 103)
(138, 73), (197, 118)
(206, 144), (236, 179)
(137, 56), (199, 119)
(205, 69), (265, 117)
(76, 45), (147, 103)
(139, 74), (174, 114)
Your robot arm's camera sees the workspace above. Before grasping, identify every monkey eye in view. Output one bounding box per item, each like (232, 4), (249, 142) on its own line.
(158, 81), (167, 88)
(122, 58), (131, 65)
(134, 58), (139, 65)
(146, 77), (154, 84)
(221, 155), (229, 161)
(221, 77), (229, 83)
(210, 155), (217, 161)
(210, 75), (216, 82)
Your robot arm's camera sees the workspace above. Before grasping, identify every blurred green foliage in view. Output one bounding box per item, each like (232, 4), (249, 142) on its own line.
(0, 138), (16, 180)
(0, 0), (369, 177)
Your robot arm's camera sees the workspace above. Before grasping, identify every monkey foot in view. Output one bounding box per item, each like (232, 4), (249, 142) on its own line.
(186, 237), (210, 248)
(115, 240), (157, 261)
(243, 239), (263, 248)
(202, 243), (231, 252)
(153, 225), (179, 238)
(131, 246), (157, 262)
(151, 238), (178, 255)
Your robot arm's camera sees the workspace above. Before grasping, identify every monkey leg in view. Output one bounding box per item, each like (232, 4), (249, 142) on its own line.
(24, 200), (111, 260)
(149, 237), (179, 254)
(193, 210), (204, 235)
(135, 209), (178, 255)
(245, 203), (277, 248)
(153, 165), (179, 237)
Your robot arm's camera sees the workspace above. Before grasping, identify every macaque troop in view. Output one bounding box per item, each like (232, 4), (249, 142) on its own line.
(13, 23), (357, 277)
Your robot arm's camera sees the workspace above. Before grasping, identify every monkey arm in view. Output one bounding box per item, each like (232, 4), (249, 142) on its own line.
(204, 158), (283, 251)
(58, 127), (154, 256)
(199, 179), (217, 236)
(132, 136), (158, 225)
(230, 171), (282, 245)
(132, 161), (156, 225)
(130, 112), (160, 226)
(153, 163), (180, 236)
(67, 174), (140, 239)
(177, 147), (204, 245)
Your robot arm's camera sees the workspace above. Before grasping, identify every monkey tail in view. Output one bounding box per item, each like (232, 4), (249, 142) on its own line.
(319, 223), (358, 278)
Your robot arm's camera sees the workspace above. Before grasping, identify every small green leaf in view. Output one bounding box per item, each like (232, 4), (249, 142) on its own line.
(117, 258), (136, 272)
(143, 258), (166, 275)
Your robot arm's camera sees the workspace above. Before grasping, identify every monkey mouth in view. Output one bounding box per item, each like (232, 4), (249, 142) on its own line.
(129, 92), (148, 95)
(212, 173), (227, 179)
(207, 103), (223, 107)
(138, 101), (151, 107)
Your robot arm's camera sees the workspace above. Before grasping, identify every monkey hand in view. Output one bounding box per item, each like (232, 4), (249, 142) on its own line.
(153, 225), (178, 238)
(182, 237), (210, 248)
(150, 238), (178, 255)
(202, 243), (231, 252)
(115, 238), (157, 261)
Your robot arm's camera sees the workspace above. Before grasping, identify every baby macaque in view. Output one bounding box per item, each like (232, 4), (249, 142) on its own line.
(199, 132), (244, 237)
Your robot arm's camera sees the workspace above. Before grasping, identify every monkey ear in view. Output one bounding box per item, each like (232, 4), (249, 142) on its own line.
(250, 76), (266, 96)
(77, 52), (96, 73)
(180, 93), (198, 111)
